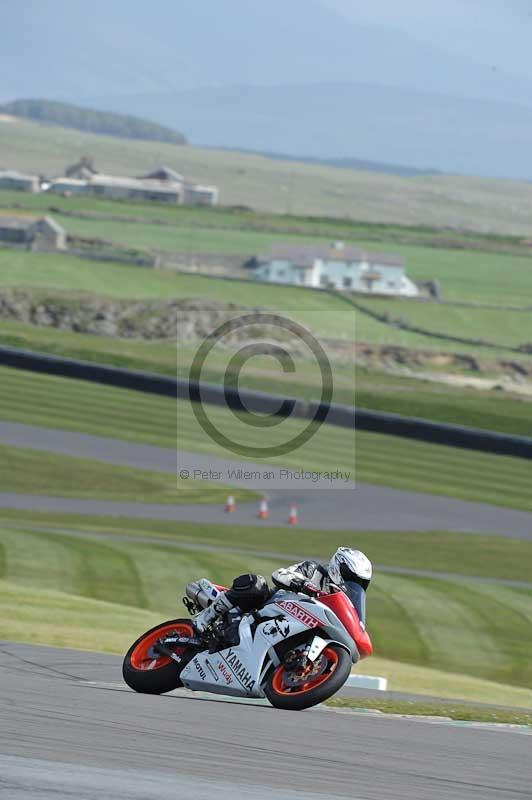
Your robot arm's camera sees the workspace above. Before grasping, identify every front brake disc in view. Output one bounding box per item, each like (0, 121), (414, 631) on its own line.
(282, 654), (327, 687)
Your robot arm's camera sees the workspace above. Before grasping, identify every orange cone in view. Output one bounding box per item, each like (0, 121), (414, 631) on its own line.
(288, 503), (298, 526)
(225, 495), (235, 513)
(258, 498), (269, 520)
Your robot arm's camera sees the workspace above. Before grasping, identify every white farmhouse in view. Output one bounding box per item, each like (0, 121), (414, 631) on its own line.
(252, 242), (418, 296)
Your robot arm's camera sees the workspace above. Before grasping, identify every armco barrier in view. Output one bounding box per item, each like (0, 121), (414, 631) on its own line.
(307, 401), (532, 459)
(1, 345), (532, 460)
(0, 346), (305, 417)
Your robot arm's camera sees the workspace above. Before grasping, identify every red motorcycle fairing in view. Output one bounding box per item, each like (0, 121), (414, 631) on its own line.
(318, 590), (373, 658)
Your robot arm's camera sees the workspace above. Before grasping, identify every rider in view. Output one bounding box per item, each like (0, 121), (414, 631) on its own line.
(191, 547), (372, 633)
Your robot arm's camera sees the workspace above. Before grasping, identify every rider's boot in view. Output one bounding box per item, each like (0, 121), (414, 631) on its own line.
(193, 591), (234, 633)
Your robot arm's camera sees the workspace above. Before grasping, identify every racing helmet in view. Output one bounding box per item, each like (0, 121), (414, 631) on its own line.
(328, 547), (372, 591)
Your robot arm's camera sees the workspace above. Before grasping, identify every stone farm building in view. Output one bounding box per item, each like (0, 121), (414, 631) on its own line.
(50, 163), (219, 206)
(0, 169), (40, 193)
(252, 242), (418, 296)
(50, 174), (182, 203)
(0, 215), (67, 250)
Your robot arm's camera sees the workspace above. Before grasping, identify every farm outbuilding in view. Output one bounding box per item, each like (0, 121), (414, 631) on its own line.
(49, 178), (89, 196)
(140, 165), (184, 183)
(0, 215), (66, 250)
(88, 174), (183, 203)
(0, 170), (40, 193)
(65, 156), (98, 180)
(183, 184), (219, 207)
(50, 174), (183, 203)
(48, 161), (220, 206)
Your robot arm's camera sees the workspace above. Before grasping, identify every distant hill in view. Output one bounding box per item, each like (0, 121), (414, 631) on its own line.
(88, 82), (532, 181)
(219, 148), (439, 178)
(0, 99), (187, 146)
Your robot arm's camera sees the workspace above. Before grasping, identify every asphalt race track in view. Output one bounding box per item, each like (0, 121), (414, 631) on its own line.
(1, 642), (531, 800)
(2, 421), (532, 537)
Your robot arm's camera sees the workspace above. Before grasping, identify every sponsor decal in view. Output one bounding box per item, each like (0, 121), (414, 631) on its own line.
(276, 600), (321, 629)
(205, 658), (220, 682)
(263, 618), (290, 639)
(199, 578), (219, 600)
(193, 658), (207, 681)
(162, 636), (190, 645)
(222, 649), (256, 692)
(217, 661), (233, 686)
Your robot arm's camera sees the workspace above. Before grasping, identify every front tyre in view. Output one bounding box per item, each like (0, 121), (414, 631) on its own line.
(264, 644), (351, 711)
(123, 619), (195, 695)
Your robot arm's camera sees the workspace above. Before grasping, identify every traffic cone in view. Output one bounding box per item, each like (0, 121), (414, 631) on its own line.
(288, 503), (298, 526)
(258, 498), (269, 520)
(225, 495), (235, 513)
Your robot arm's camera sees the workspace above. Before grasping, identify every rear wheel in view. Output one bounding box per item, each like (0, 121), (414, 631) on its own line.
(122, 619), (195, 695)
(264, 644), (350, 711)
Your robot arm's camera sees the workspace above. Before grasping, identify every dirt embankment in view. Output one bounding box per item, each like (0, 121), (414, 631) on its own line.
(0, 290), (249, 341)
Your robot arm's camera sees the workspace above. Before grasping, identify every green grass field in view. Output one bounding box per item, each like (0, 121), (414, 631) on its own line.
(3, 116), (532, 234)
(0, 444), (254, 505)
(1, 510), (529, 583)
(2, 517), (532, 693)
(355, 295), (532, 348)
(1, 188), (529, 254)
(1, 366), (532, 511)
(3, 248), (532, 358)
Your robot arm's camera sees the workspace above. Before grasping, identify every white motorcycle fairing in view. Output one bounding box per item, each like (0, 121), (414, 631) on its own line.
(179, 590), (356, 699)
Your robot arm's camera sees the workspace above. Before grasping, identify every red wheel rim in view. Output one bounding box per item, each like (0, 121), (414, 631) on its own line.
(130, 622), (194, 671)
(271, 646), (339, 696)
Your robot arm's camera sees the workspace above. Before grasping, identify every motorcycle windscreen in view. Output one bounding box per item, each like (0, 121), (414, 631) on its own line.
(343, 581), (366, 625)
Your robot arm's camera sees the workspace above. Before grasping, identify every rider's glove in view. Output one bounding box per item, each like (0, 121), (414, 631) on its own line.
(290, 578), (319, 596)
(289, 577), (306, 593)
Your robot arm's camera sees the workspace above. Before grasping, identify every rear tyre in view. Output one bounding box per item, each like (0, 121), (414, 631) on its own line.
(264, 644), (351, 711)
(122, 619), (195, 695)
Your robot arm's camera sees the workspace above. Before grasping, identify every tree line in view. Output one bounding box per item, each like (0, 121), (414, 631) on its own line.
(1, 99), (187, 145)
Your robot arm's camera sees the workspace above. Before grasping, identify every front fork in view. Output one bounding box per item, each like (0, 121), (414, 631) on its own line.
(281, 635), (340, 674)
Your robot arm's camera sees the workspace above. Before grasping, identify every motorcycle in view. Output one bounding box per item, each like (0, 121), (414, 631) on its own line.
(123, 579), (373, 711)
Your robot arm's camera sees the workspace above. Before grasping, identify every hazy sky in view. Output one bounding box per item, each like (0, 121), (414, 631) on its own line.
(325, 1), (532, 81)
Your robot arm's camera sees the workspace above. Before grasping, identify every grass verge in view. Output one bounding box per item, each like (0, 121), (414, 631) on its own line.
(1, 510), (530, 583)
(325, 697), (532, 726)
(353, 656), (532, 709)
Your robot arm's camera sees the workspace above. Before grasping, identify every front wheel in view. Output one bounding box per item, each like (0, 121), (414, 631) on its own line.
(122, 619), (195, 695)
(264, 644), (351, 711)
